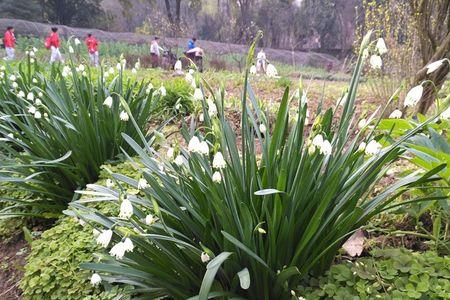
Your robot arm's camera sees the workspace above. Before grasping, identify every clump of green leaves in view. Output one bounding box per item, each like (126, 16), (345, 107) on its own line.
(297, 248), (450, 299)
(378, 116), (450, 254)
(0, 187), (30, 238)
(275, 76), (292, 88)
(0, 57), (157, 218)
(155, 78), (194, 118)
(20, 162), (139, 300)
(69, 32), (441, 299)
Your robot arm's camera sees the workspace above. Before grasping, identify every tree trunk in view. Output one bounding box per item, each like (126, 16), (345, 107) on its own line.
(164, 0), (182, 35)
(175, 0), (181, 33)
(409, 0), (450, 114)
(164, 0), (174, 24)
(414, 31), (450, 114)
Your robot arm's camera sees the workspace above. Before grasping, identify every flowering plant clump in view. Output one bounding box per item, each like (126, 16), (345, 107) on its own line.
(0, 56), (158, 217)
(70, 32), (441, 299)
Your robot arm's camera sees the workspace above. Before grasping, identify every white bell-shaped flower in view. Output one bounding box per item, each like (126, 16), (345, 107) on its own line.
(426, 59), (446, 74)
(259, 123), (267, 134)
(90, 273), (102, 286)
(365, 140), (382, 156)
(174, 155), (185, 166)
(188, 136), (201, 153)
(212, 152), (226, 169)
(212, 171), (222, 183)
(119, 197), (133, 219)
(266, 64), (278, 77)
(376, 38), (388, 55)
(122, 238), (134, 252)
(389, 109), (402, 119)
(110, 242), (126, 259)
(137, 178), (149, 190)
(201, 252), (211, 263)
(145, 214), (155, 225)
(103, 96), (113, 108)
(27, 92), (34, 101)
(174, 60), (182, 71)
(404, 85), (423, 108)
(119, 110), (129, 121)
(198, 141), (209, 155)
(96, 229), (113, 248)
(370, 55), (382, 69)
(193, 88), (203, 101)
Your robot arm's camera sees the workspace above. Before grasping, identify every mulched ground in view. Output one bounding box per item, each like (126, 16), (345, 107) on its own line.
(0, 234), (29, 300)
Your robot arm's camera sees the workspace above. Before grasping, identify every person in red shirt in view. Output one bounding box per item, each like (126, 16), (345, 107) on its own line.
(85, 33), (99, 66)
(48, 27), (63, 63)
(3, 26), (16, 60)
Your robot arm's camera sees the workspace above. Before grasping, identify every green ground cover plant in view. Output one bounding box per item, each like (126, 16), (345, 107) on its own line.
(20, 162), (138, 300)
(297, 248), (450, 299)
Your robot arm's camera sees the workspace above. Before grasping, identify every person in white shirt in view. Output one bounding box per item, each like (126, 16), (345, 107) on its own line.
(256, 49), (267, 74)
(150, 37), (161, 68)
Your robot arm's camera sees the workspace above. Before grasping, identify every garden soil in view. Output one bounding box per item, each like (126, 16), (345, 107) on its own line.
(0, 234), (29, 299)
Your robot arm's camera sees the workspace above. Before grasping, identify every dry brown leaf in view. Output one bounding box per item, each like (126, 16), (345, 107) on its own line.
(342, 229), (365, 257)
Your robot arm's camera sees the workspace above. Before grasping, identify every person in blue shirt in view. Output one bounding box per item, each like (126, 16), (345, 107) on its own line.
(188, 37), (197, 50)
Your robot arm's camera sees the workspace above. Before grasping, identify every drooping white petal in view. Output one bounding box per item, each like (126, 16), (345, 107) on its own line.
(358, 119), (367, 129)
(312, 134), (324, 148)
(319, 140), (332, 156)
(198, 141), (209, 155)
(174, 155), (185, 166)
(27, 92), (34, 101)
(145, 214), (155, 225)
